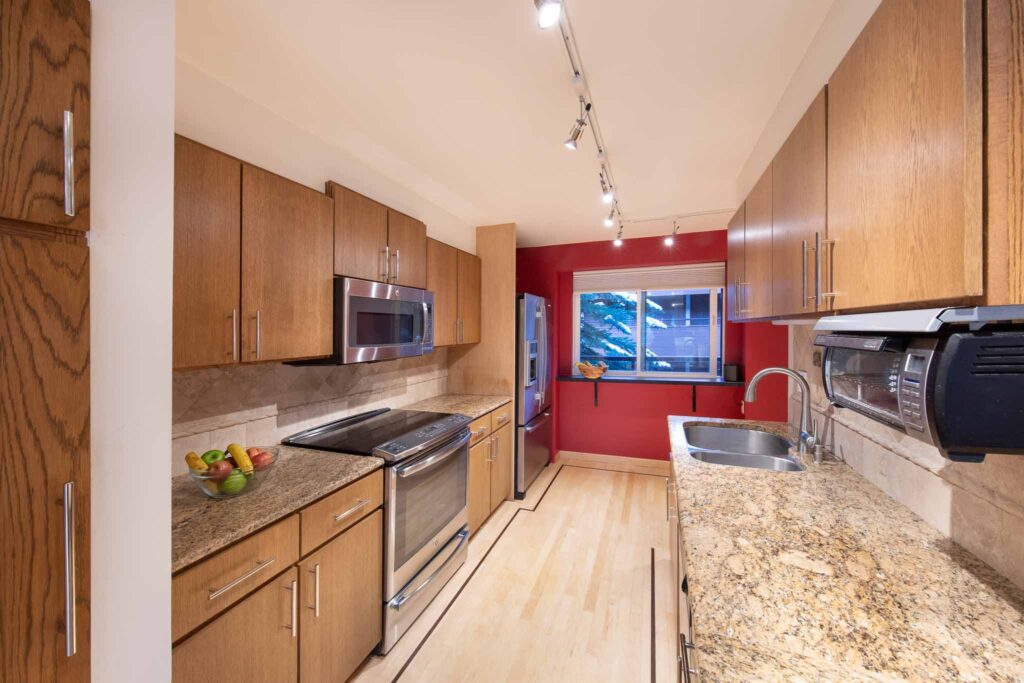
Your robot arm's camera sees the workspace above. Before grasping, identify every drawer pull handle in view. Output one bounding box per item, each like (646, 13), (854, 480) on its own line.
(63, 111), (75, 217)
(208, 558), (275, 600)
(334, 499), (370, 523)
(494, 414), (510, 425)
(287, 579), (298, 638)
(63, 482), (77, 657)
(473, 426), (489, 437)
(309, 563), (321, 618)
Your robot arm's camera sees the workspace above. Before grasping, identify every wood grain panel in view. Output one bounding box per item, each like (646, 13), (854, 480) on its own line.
(242, 165), (334, 363)
(299, 469), (383, 556)
(327, 182), (387, 282)
(743, 166), (774, 319)
(827, 0), (984, 310)
(173, 136), (242, 369)
(173, 567), (298, 683)
(726, 205), (745, 321)
(456, 249), (481, 344)
(172, 515), (299, 642)
(467, 438), (491, 534)
(986, 0), (1024, 305)
(426, 237), (458, 346)
(468, 413), (491, 446)
(489, 424), (513, 512)
(0, 230), (90, 682)
(772, 88), (827, 317)
(0, 0), (91, 231)
(299, 510), (383, 683)
(387, 209), (427, 288)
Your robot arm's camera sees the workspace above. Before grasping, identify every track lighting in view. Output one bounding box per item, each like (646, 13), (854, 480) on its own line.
(535, 0), (562, 29)
(564, 98), (590, 150)
(603, 208), (615, 228)
(600, 173), (614, 204)
(664, 219), (679, 246)
(613, 226), (623, 247)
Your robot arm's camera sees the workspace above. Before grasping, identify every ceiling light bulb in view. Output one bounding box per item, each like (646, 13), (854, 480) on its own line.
(603, 215), (614, 228)
(564, 120), (584, 150)
(613, 238), (623, 247)
(600, 176), (614, 204)
(535, 0), (562, 29)
(664, 236), (674, 246)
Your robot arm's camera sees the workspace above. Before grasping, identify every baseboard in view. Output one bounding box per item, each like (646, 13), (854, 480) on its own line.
(555, 451), (670, 476)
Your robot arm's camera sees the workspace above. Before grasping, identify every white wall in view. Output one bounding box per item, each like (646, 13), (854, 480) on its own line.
(735, 0), (881, 200)
(91, 1), (175, 681)
(175, 60), (478, 254)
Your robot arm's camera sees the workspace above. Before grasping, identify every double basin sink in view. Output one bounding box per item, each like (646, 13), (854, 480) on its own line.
(683, 425), (805, 472)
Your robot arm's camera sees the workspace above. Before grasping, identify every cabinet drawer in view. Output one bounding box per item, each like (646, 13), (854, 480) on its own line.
(469, 414), (492, 445)
(491, 403), (513, 432)
(300, 469), (383, 555)
(173, 515), (299, 642)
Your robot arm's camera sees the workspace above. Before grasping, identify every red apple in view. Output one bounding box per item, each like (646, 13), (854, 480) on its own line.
(207, 460), (233, 482)
(246, 447), (264, 458)
(251, 451), (273, 471)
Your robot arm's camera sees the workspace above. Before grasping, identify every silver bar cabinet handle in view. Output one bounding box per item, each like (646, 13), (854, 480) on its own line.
(801, 239), (808, 308)
(63, 482), (76, 657)
(288, 579), (298, 637)
(815, 232), (836, 304)
(333, 498), (370, 524)
(231, 309), (239, 361)
(309, 564), (321, 618)
(63, 111), (75, 217)
(255, 310), (262, 360)
(382, 245), (390, 281)
(208, 558), (276, 600)
(393, 248), (400, 283)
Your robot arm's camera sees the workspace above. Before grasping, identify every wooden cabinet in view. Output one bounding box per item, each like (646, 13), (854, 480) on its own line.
(827, 0), (984, 310)
(726, 205), (746, 322)
(489, 424), (513, 513)
(0, 0), (91, 232)
(427, 238), (459, 346)
(468, 437), (492, 534)
(457, 249), (482, 344)
(241, 165), (334, 363)
(299, 470), (383, 556)
(173, 137), (242, 369)
(0, 230), (90, 682)
(173, 568), (299, 683)
(328, 183), (388, 283)
(299, 510), (382, 683)
(772, 89), (828, 317)
(387, 209), (427, 288)
(743, 166), (774, 319)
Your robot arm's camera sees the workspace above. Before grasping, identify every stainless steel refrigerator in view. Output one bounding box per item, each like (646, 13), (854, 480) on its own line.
(515, 293), (553, 498)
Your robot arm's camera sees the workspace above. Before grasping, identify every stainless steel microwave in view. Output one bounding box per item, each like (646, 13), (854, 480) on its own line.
(814, 306), (1024, 463)
(294, 277), (433, 365)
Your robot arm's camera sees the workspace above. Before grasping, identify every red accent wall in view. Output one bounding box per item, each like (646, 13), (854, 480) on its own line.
(516, 230), (788, 461)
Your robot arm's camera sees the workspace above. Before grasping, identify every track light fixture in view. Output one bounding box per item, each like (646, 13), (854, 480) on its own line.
(613, 225), (623, 247)
(564, 97), (590, 151)
(664, 219), (679, 246)
(600, 171), (614, 204)
(603, 208), (615, 228)
(535, 0), (562, 29)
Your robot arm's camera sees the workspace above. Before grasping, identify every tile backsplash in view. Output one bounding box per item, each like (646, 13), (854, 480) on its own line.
(788, 326), (1024, 590)
(171, 350), (449, 476)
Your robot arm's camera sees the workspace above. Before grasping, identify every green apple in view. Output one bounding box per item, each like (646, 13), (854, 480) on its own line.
(201, 449), (225, 465)
(218, 469), (248, 495)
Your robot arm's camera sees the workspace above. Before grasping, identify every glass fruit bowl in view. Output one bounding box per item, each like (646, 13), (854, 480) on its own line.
(188, 448), (276, 500)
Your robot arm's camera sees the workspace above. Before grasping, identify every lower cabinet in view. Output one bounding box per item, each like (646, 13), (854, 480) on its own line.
(489, 423), (513, 513)
(299, 510), (383, 683)
(172, 567), (300, 683)
(468, 418), (513, 535)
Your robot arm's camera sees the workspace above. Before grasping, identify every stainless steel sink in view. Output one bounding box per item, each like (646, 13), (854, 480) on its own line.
(683, 425), (805, 472)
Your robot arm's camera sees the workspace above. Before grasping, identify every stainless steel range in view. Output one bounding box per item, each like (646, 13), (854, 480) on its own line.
(283, 408), (472, 652)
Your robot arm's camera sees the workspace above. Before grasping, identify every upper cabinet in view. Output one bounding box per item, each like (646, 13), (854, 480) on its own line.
(0, 0), (90, 231)
(327, 182), (426, 288)
(241, 165), (334, 363)
(827, 0), (983, 310)
(427, 238), (482, 346)
(457, 249), (482, 345)
(726, 205), (746, 322)
(743, 166), (774, 319)
(772, 88), (828, 317)
(173, 137), (242, 370)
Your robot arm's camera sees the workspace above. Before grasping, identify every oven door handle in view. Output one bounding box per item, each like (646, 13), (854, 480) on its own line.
(390, 528), (469, 609)
(395, 432), (471, 478)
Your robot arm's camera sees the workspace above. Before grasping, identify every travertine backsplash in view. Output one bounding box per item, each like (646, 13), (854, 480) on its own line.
(788, 326), (1024, 589)
(171, 350), (449, 476)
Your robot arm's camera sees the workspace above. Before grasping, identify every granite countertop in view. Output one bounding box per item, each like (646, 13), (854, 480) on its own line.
(669, 416), (1024, 682)
(172, 446), (382, 572)
(405, 393), (512, 420)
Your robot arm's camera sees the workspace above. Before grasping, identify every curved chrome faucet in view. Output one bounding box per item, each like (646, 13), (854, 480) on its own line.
(745, 367), (819, 462)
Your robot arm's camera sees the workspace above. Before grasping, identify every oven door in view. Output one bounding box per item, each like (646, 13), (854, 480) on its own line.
(819, 335), (907, 428)
(342, 277), (433, 363)
(385, 430), (469, 599)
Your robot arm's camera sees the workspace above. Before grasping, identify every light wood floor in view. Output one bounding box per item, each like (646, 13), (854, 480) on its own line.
(353, 460), (676, 683)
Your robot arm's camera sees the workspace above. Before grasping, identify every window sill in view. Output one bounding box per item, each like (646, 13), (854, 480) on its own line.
(556, 375), (744, 387)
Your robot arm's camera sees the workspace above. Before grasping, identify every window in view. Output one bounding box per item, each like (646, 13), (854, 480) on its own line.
(572, 265), (725, 379)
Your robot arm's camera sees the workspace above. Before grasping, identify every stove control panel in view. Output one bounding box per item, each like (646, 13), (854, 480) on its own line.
(377, 413), (472, 459)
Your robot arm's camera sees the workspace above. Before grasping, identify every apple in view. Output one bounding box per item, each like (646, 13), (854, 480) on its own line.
(251, 451), (273, 471)
(207, 460), (233, 483)
(246, 447), (264, 458)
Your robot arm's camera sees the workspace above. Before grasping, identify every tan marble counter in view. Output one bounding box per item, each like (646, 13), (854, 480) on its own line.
(669, 416), (1024, 682)
(172, 446), (382, 572)
(405, 393), (512, 420)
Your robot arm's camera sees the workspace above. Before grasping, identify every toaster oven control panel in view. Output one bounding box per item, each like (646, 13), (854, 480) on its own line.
(897, 340), (938, 442)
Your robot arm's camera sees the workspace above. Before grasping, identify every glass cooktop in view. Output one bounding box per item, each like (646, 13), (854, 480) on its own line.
(282, 408), (469, 459)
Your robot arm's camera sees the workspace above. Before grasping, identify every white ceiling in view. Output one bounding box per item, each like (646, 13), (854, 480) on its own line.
(177, 0), (834, 247)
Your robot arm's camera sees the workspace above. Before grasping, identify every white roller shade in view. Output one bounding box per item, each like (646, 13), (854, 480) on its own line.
(573, 263), (725, 292)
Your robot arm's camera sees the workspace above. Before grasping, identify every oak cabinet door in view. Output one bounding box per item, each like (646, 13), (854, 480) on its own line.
(241, 166), (334, 363)
(0, 0), (90, 231)
(772, 89), (828, 317)
(743, 167), (774, 319)
(827, 0), (983, 310)
(328, 182), (388, 282)
(427, 238), (459, 346)
(726, 205), (746, 322)
(0, 231), (90, 682)
(173, 137), (242, 369)
(457, 250), (481, 344)
(387, 209), (427, 289)
(468, 438), (491, 534)
(172, 568), (299, 683)
(489, 425), (513, 513)
(299, 510), (382, 683)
